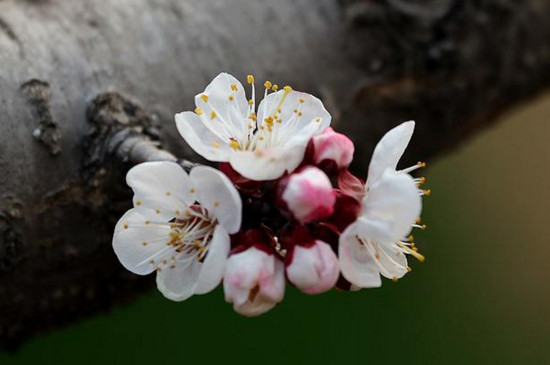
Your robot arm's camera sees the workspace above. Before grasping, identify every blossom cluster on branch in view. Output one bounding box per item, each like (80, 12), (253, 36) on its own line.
(112, 73), (430, 316)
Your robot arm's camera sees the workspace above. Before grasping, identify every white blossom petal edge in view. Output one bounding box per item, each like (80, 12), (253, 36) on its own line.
(175, 73), (331, 181)
(339, 121), (426, 288)
(112, 161), (242, 301)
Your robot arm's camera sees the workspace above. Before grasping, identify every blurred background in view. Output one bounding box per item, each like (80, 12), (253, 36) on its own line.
(1, 90), (548, 364)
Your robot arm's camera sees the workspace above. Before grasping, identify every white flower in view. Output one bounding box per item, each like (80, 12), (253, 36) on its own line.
(175, 73), (331, 181)
(112, 161), (242, 301)
(339, 121), (428, 288)
(223, 246), (285, 317)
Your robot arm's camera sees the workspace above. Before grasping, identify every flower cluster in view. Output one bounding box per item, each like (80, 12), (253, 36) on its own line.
(112, 73), (430, 316)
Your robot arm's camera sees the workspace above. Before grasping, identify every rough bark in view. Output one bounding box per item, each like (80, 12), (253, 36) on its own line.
(0, 0), (549, 348)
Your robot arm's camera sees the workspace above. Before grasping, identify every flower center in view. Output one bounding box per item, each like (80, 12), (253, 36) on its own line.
(167, 205), (217, 263)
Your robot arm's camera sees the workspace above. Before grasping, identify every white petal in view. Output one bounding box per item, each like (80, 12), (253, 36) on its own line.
(126, 161), (195, 221)
(112, 209), (172, 275)
(339, 219), (382, 288)
(175, 111), (232, 162)
(194, 72), (249, 138)
(195, 225), (230, 294)
(367, 121), (415, 184)
(228, 142), (307, 181)
(190, 166), (242, 234)
(156, 257), (201, 302)
(363, 169), (421, 242)
(256, 89), (331, 132)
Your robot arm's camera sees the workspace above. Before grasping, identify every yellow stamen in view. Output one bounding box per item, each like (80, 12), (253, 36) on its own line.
(272, 84), (279, 91)
(264, 81), (272, 89)
(230, 84), (238, 91)
(247, 75), (254, 84)
(210, 111), (217, 120)
(200, 94), (209, 103)
(229, 140), (241, 150)
(423, 189), (432, 196)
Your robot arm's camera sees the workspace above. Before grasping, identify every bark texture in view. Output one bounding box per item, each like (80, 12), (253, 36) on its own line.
(0, 0), (549, 348)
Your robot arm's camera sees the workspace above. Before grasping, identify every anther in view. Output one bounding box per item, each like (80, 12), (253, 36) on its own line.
(417, 161), (427, 168)
(283, 85), (292, 93)
(230, 84), (238, 91)
(423, 189), (432, 196)
(247, 75), (255, 84)
(228, 95), (234, 101)
(210, 111), (217, 120)
(264, 81), (272, 89)
(195, 107), (203, 115)
(272, 85), (279, 91)
(200, 94), (209, 103)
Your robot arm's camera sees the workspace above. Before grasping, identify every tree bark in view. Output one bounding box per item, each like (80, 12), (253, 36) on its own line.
(1, 0), (549, 347)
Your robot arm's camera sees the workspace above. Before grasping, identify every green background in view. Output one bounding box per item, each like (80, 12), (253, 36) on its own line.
(2, 94), (549, 364)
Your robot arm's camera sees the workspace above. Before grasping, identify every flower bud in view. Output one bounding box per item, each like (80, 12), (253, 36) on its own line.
(280, 167), (336, 223)
(286, 240), (340, 294)
(311, 127), (354, 173)
(223, 246), (285, 317)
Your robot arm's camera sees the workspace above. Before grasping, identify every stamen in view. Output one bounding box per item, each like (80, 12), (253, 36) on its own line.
(397, 242), (425, 262)
(200, 94), (209, 103)
(195, 107), (203, 115)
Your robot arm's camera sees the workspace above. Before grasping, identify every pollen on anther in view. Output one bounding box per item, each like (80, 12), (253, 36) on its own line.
(230, 84), (238, 91)
(299, 98), (305, 103)
(210, 111), (217, 120)
(272, 85), (279, 91)
(417, 161), (427, 168)
(264, 81), (272, 89)
(248, 99), (253, 105)
(200, 94), (209, 103)
(214, 200), (220, 207)
(189, 188), (196, 194)
(195, 107), (204, 115)
(247, 75), (255, 84)
(228, 95), (234, 101)
(423, 189), (432, 196)
(135, 200), (142, 206)
(283, 85), (292, 93)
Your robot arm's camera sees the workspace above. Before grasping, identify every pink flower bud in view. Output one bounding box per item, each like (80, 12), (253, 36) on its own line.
(286, 240), (340, 294)
(280, 167), (336, 223)
(223, 246), (285, 317)
(311, 127), (354, 172)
